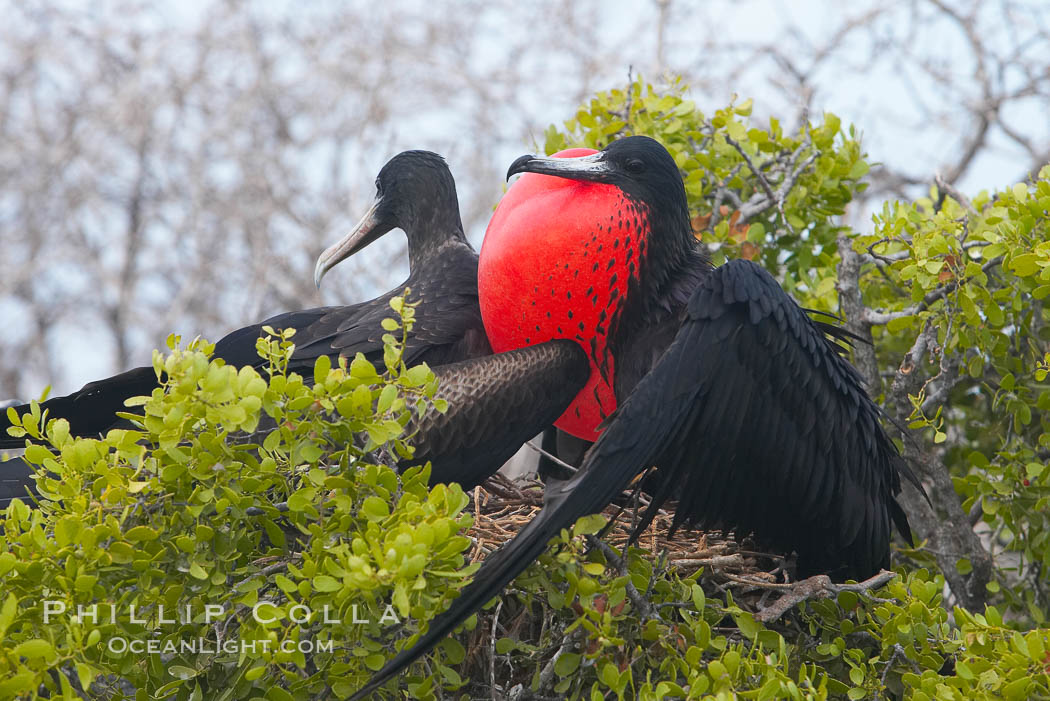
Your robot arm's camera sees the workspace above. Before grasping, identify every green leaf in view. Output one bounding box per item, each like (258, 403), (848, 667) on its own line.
(125, 526), (159, 542)
(440, 637), (466, 665)
(572, 514), (606, 536)
(886, 314), (916, 333)
(313, 575), (341, 592)
(583, 562), (605, 576)
(732, 610), (763, 641)
(555, 652), (581, 677)
(23, 444), (53, 465)
(55, 516), (80, 548)
(403, 364), (432, 387)
(0, 672), (35, 696)
(377, 384), (397, 414)
(848, 160), (870, 179)
(266, 688), (294, 701)
(313, 354), (332, 386)
(13, 638), (55, 659)
(758, 680), (784, 701)
(75, 663), (95, 689)
(1003, 678), (1030, 701)
(287, 488), (316, 512)
(361, 496), (390, 520)
(0, 594), (17, 638)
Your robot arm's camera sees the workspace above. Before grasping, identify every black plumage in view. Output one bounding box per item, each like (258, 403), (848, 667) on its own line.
(350, 136), (922, 699)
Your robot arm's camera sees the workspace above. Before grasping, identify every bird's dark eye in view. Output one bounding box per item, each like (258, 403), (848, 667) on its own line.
(625, 158), (645, 174)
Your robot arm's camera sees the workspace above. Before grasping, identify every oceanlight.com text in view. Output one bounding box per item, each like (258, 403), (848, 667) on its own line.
(106, 637), (335, 655)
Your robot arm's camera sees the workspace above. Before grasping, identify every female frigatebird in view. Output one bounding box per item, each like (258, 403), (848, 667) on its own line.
(350, 136), (921, 698)
(1, 151), (485, 448)
(0, 151), (586, 500)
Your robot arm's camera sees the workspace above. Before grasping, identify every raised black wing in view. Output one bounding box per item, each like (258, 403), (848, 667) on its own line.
(349, 259), (920, 698)
(621, 259), (918, 578)
(213, 307), (338, 369)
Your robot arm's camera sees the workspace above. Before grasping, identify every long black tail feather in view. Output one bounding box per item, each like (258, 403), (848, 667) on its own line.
(348, 451), (648, 699)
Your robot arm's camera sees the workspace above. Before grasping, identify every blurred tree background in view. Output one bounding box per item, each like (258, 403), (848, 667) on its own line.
(3, 1), (1050, 698)
(2, 0), (1048, 400)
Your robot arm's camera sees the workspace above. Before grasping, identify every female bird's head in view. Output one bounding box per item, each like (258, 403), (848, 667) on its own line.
(315, 150), (464, 287)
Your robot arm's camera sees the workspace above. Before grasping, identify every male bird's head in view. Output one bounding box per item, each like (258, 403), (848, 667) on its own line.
(500, 136), (701, 335)
(506, 136), (692, 249)
(314, 150), (465, 287)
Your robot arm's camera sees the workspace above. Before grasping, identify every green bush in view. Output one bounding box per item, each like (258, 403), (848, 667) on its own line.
(0, 298), (476, 699)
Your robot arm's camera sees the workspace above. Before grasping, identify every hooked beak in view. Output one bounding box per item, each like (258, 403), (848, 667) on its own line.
(314, 195), (390, 288)
(506, 151), (612, 182)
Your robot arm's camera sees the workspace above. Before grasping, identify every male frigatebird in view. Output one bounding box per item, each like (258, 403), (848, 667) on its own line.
(0, 151), (584, 501)
(350, 136), (921, 698)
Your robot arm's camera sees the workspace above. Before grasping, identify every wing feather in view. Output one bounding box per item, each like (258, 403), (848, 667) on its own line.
(404, 340), (588, 489)
(645, 260), (917, 577)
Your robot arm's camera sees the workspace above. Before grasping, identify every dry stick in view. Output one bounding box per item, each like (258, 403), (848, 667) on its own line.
(489, 600), (503, 701)
(534, 627), (583, 696)
(933, 173), (977, 215)
(723, 569), (897, 623)
(481, 474), (543, 505)
(861, 255), (1004, 325)
(725, 135), (778, 204)
(671, 554), (746, 571)
(885, 316), (993, 611)
(522, 439), (578, 474)
(881, 642), (921, 688)
(726, 131), (820, 227)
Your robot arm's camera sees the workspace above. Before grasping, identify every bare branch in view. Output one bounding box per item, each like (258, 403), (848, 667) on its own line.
(743, 570), (897, 623)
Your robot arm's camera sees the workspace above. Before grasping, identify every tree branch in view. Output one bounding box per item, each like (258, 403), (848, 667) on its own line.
(731, 570), (897, 623)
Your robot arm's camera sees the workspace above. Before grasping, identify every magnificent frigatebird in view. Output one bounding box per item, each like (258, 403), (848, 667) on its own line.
(1, 151), (484, 448)
(0, 151), (583, 501)
(350, 136), (921, 698)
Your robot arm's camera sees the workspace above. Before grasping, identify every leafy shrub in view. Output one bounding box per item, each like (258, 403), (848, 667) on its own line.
(0, 298), (476, 699)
